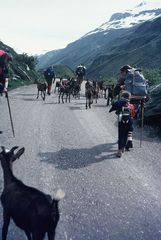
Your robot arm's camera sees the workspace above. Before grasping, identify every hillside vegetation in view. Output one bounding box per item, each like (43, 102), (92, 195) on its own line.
(0, 41), (74, 89)
(0, 41), (39, 89)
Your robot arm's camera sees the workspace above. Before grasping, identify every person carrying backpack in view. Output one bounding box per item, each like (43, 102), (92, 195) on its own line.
(76, 64), (86, 83)
(113, 65), (133, 98)
(43, 66), (56, 95)
(109, 91), (135, 158)
(113, 64), (148, 98)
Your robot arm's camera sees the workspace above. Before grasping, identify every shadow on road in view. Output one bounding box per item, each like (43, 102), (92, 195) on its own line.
(39, 142), (118, 170)
(68, 106), (82, 111)
(17, 93), (36, 96)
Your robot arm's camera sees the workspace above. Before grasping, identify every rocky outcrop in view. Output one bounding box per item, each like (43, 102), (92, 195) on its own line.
(144, 84), (161, 125)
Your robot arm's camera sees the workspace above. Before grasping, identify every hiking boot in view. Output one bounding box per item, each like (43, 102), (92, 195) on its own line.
(125, 148), (130, 151)
(116, 150), (122, 158)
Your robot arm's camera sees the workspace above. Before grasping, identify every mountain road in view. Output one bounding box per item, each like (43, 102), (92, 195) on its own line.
(0, 83), (161, 240)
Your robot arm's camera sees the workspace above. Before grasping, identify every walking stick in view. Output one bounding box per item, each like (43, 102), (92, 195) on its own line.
(140, 99), (144, 147)
(6, 92), (15, 137)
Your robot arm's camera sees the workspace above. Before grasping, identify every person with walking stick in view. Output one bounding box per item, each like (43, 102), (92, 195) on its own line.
(0, 49), (14, 136)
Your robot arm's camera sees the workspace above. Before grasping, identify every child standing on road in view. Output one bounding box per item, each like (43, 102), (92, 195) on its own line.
(109, 91), (135, 157)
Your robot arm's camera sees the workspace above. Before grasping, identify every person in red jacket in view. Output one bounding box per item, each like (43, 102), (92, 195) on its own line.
(0, 50), (12, 134)
(0, 50), (12, 94)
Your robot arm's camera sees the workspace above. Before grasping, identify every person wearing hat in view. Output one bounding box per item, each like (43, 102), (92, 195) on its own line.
(76, 64), (86, 83)
(113, 65), (133, 98)
(43, 66), (55, 95)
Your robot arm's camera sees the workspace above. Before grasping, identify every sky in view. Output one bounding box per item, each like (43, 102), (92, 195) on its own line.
(0, 0), (157, 55)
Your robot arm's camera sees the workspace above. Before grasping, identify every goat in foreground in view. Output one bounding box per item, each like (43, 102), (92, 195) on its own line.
(0, 146), (65, 240)
(37, 82), (47, 100)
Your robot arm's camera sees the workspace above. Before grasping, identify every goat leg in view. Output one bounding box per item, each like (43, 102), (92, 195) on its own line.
(32, 231), (45, 240)
(47, 230), (56, 240)
(58, 93), (61, 103)
(86, 97), (87, 109)
(62, 93), (64, 104)
(25, 230), (32, 240)
(2, 212), (10, 240)
(43, 91), (46, 101)
(36, 91), (39, 99)
(41, 91), (43, 100)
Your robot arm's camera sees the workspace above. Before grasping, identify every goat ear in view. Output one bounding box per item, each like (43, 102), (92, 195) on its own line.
(1, 146), (5, 153)
(12, 147), (25, 161)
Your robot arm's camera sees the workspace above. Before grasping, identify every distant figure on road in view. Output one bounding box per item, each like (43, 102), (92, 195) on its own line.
(43, 66), (56, 95)
(75, 64), (86, 84)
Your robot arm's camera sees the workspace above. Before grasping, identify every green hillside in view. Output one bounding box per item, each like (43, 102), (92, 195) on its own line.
(0, 41), (39, 89)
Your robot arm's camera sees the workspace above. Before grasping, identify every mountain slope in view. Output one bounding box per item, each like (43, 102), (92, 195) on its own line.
(37, 1), (161, 79)
(88, 16), (161, 79)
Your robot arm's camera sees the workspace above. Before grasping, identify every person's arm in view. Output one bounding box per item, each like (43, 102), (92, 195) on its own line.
(3, 67), (9, 92)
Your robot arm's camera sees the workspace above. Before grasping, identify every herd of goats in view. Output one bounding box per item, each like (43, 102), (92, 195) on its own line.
(0, 78), (114, 240)
(36, 77), (114, 109)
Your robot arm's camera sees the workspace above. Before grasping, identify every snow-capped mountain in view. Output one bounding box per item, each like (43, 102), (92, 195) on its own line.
(37, 1), (161, 78)
(85, 1), (161, 36)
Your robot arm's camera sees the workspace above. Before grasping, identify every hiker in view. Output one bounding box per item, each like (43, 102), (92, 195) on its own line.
(109, 91), (135, 158)
(43, 66), (56, 95)
(113, 65), (133, 98)
(0, 50), (12, 134)
(76, 64), (86, 84)
(0, 50), (12, 94)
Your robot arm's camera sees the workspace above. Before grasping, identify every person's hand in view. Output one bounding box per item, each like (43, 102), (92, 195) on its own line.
(3, 87), (7, 93)
(3, 88), (8, 97)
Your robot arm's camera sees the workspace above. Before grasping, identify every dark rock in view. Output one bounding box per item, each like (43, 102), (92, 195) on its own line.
(144, 84), (161, 125)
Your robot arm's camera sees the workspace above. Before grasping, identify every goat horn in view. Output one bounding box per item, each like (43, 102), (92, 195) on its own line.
(10, 146), (19, 153)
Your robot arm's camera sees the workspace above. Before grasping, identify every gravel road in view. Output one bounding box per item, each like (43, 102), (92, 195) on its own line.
(0, 82), (161, 240)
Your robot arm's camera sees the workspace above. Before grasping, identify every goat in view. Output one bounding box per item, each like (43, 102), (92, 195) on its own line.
(0, 146), (65, 240)
(36, 82), (47, 101)
(58, 80), (75, 103)
(54, 81), (61, 93)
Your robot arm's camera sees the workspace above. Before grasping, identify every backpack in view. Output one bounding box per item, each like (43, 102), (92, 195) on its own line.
(76, 66), (85, 76)
(44, 68), (55, 79)
(124, 69), (148, 96)
(119, 104), (131, 123)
